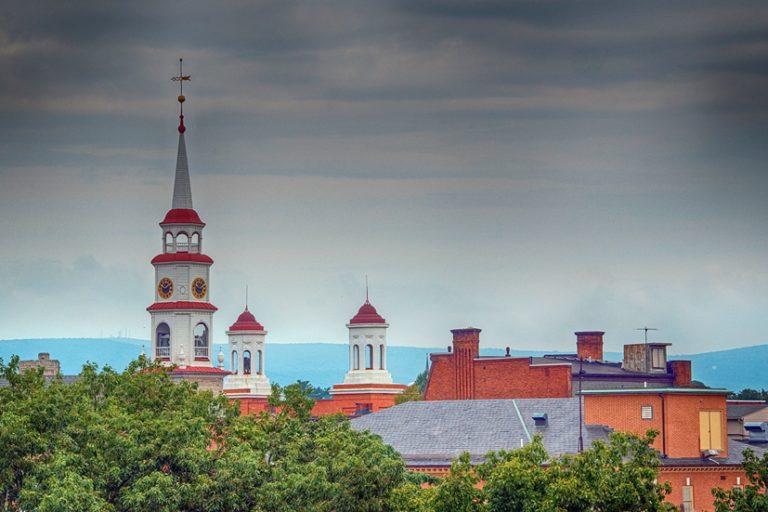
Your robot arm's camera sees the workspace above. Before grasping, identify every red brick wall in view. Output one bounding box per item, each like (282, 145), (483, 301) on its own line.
(425, 354), (460, 400)
(584, 393), (728, 458)
(660, 467), (746, 512)
(312, 391), (403, 417)
(474, 359), (572, 399)
(425, 355), (572, 400)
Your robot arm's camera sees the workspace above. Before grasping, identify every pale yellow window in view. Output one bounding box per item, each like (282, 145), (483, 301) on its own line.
(681, 485), (694, 512)
(699, 410), (723, 451)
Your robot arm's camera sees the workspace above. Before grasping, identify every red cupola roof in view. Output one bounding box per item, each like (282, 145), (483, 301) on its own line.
(228, 308), (264, 331)
(349, 300), (386, 324)
(160, 208), (205, 226)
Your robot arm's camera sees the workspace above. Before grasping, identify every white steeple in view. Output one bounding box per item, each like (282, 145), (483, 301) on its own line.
(148, 59), (219, 372)
(171, 130), (193, 209)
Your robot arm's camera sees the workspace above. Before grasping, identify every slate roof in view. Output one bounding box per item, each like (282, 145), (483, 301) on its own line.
(532, 355), (672, 380)
(727, 403), (768, 420)
(350, 398), (609, 466)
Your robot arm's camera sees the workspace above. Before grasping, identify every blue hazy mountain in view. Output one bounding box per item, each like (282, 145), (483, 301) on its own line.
(1, 338), (766, 391)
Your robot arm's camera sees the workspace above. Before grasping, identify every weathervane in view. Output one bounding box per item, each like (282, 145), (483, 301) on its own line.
(171, 58), (191, 132)
(635, 326), (658, 344)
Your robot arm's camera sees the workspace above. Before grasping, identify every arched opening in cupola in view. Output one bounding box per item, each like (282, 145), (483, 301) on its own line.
(379, 344), (385, 370)
(190, 232), (200, 253)
(156, 323), (170, 359)
(256, 350), (263, 375)
(194, 323), (208, 358)
(243, 350), (252, 374)
(365, 344), (373, 370)
(176, 232), (189, 252)
(231, 350), (239, 374)
(164, 232), (174, 253)
(353, 345), (360, 370)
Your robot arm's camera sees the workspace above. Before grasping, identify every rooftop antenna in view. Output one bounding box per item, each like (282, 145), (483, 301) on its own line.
(365, 275), (369, 303)
(635, 326), (658, 345)
(245, 284), (249, 311)
(171, 58), (191, 132)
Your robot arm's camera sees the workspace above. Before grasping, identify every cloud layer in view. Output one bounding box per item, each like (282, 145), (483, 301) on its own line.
(1, 1), (767, 355)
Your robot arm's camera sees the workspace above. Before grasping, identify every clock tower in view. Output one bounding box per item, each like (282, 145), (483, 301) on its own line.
(147, 60), (219, 375)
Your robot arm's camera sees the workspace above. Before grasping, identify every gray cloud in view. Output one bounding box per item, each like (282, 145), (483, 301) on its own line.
(1, 1), (768, 354)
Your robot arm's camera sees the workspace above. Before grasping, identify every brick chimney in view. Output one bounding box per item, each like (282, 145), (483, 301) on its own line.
(451, 328), (480, 399)
(575, 331), (604, 361)
(668, 360), (692, 387)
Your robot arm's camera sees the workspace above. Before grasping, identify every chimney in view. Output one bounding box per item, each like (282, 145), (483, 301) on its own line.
(451, 327), (481, 399)
(668, 360), (692, 387)
(575, 331), (604, 361)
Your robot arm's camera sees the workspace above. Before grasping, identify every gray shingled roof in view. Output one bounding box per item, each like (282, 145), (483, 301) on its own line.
(351, 398), (609, 466)
(726, 403), (768, 420)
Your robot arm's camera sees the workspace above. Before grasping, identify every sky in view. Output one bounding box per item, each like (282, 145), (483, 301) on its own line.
(1, 1), (767, 355)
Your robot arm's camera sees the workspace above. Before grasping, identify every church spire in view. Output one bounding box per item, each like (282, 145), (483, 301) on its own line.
(171, 59), (193, 210)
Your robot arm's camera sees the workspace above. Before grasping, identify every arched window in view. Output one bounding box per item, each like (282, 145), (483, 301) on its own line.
(194, 323), (208, 358)
(164, 232), (174, 253)
(256, 350), (263, 375)
(353, 345), (360, 370)
(379, 345), (385, 370)
(156, 323), (170, 359)
(243, 351), (252, 374)
(176, 232), (189, 252)
(231, 351), (239, 374)
(365, 344), (373, 370)
(190, 232), (200, 253)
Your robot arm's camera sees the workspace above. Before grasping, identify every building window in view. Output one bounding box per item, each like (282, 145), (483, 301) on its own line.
(681, 485), (694, 512)
(651, 347), (665, 370)
(194, 323), (208, 358)
(365, 344), (373, 370)
(156, 323), (170, 358)
(699, 410), (724, 451)
(641, 405), (653, 420)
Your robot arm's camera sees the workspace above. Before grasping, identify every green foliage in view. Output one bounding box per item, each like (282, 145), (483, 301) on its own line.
(432, 453), (486, 512)
(396, 370), (428, 405)
(728, 388), (768, 400)
(713, 448), (768, 512)
(0, 356), (407, 512)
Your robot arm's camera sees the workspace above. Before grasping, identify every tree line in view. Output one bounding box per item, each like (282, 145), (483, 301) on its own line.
(1, 357), (765, 511)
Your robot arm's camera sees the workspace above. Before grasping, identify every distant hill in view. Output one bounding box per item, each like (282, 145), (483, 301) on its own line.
(1, 338), (766, 391)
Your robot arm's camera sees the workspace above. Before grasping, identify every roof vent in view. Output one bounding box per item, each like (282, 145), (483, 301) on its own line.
(532, 412), (548, 427)
(702, 448), (720, 457)
(745, 422), (768, 443)
(505, 347), (511, 357)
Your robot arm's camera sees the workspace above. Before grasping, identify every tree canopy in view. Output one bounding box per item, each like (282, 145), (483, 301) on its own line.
(713, 448), (768, 512)
(0, 356), (406, 512)
(1, 356), (683, 512)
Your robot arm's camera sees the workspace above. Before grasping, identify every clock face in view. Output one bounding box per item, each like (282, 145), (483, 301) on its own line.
(191, 277), (207, 299)
(158, 277), (174, 299)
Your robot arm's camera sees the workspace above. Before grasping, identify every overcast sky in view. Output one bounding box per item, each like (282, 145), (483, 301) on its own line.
(1, 1), (767, 355)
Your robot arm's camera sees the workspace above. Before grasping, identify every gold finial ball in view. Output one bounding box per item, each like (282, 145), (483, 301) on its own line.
(178, 95), (186, 103)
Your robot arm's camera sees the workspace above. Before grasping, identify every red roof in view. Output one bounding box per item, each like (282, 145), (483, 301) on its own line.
(147, 301), (218, 312)
(349, 300), (386, 324)
(160, 208), (205, 226)
(228, 308), (265, 331)
(170, 366), (229, 375)
(151, 253), (214, 265)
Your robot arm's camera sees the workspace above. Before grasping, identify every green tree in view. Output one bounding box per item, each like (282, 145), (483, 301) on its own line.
(1, 356), (408, 512)
(713, 448), (768, 512)
(396, 369), (428, 405)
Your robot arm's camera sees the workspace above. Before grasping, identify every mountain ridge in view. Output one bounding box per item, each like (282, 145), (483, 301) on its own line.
(1, 338), (765, 391)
